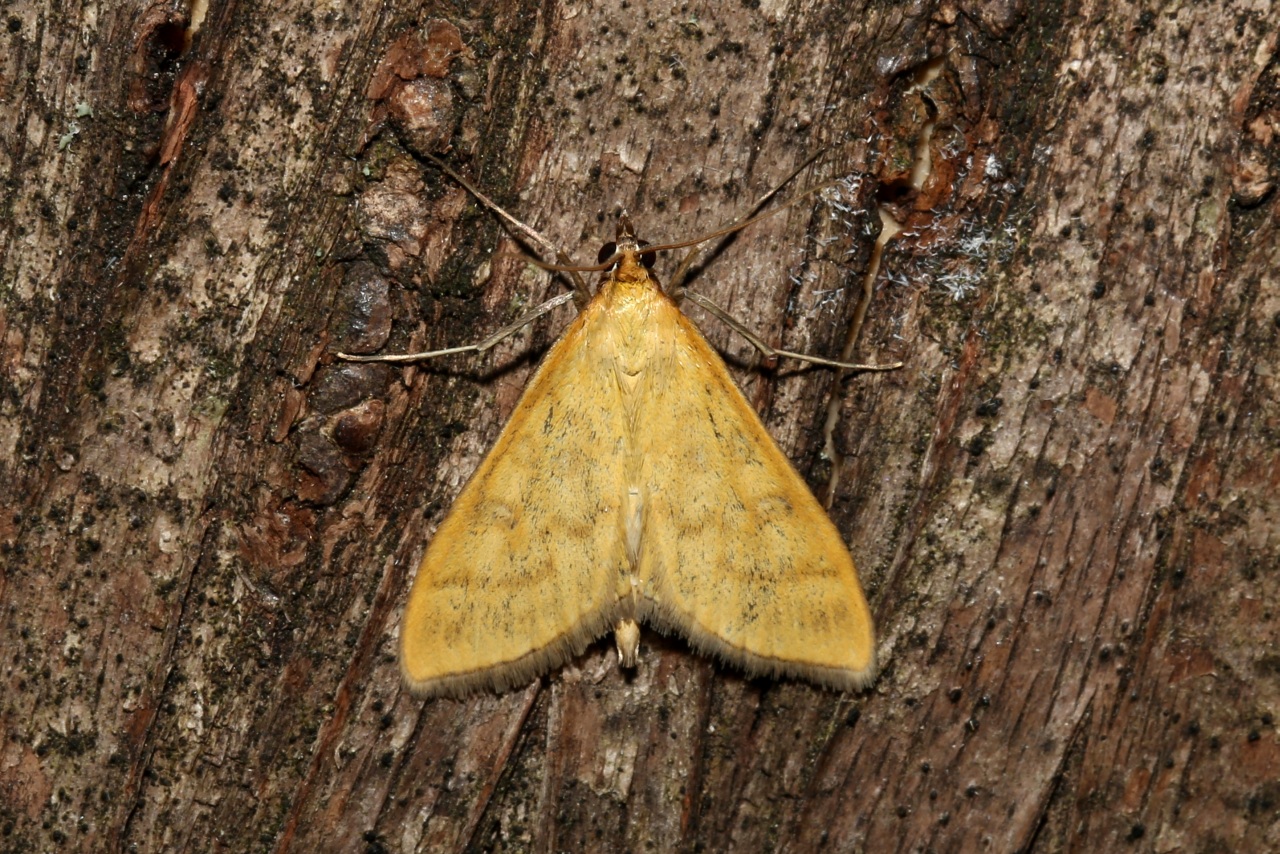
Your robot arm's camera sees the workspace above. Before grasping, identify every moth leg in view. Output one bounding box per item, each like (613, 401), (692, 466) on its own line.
(675, 289), (902, 372)
(337, 291), (577, 363)
(423, 153), (590, 303)
(668, 149), (827, 293)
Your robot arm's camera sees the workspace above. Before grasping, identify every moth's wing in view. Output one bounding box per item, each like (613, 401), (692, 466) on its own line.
(635, 306), (876, 690)
(400, 305), (631, 697)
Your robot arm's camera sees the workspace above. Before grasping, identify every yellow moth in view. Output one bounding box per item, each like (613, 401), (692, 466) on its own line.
(345, 161), (894, 698)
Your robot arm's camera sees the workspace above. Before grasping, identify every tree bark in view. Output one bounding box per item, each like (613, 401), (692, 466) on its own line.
(3, 1), (1277, 851)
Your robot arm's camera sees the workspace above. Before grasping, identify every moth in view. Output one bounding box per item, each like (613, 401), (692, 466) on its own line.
(342, 155), (897, 697)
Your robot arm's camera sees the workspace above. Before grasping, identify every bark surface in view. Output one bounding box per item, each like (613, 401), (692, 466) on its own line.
(2, 1), (1277, 851)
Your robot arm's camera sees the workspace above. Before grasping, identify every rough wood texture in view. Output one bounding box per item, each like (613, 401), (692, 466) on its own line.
(2, 1), (1277, 851)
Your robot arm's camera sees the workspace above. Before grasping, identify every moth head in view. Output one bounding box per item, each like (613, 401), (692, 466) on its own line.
(598, 211), (656, 270)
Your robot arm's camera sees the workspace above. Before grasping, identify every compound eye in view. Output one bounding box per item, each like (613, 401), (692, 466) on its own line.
(638, 240), (656, 269)
(597, 241), (617, 264)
